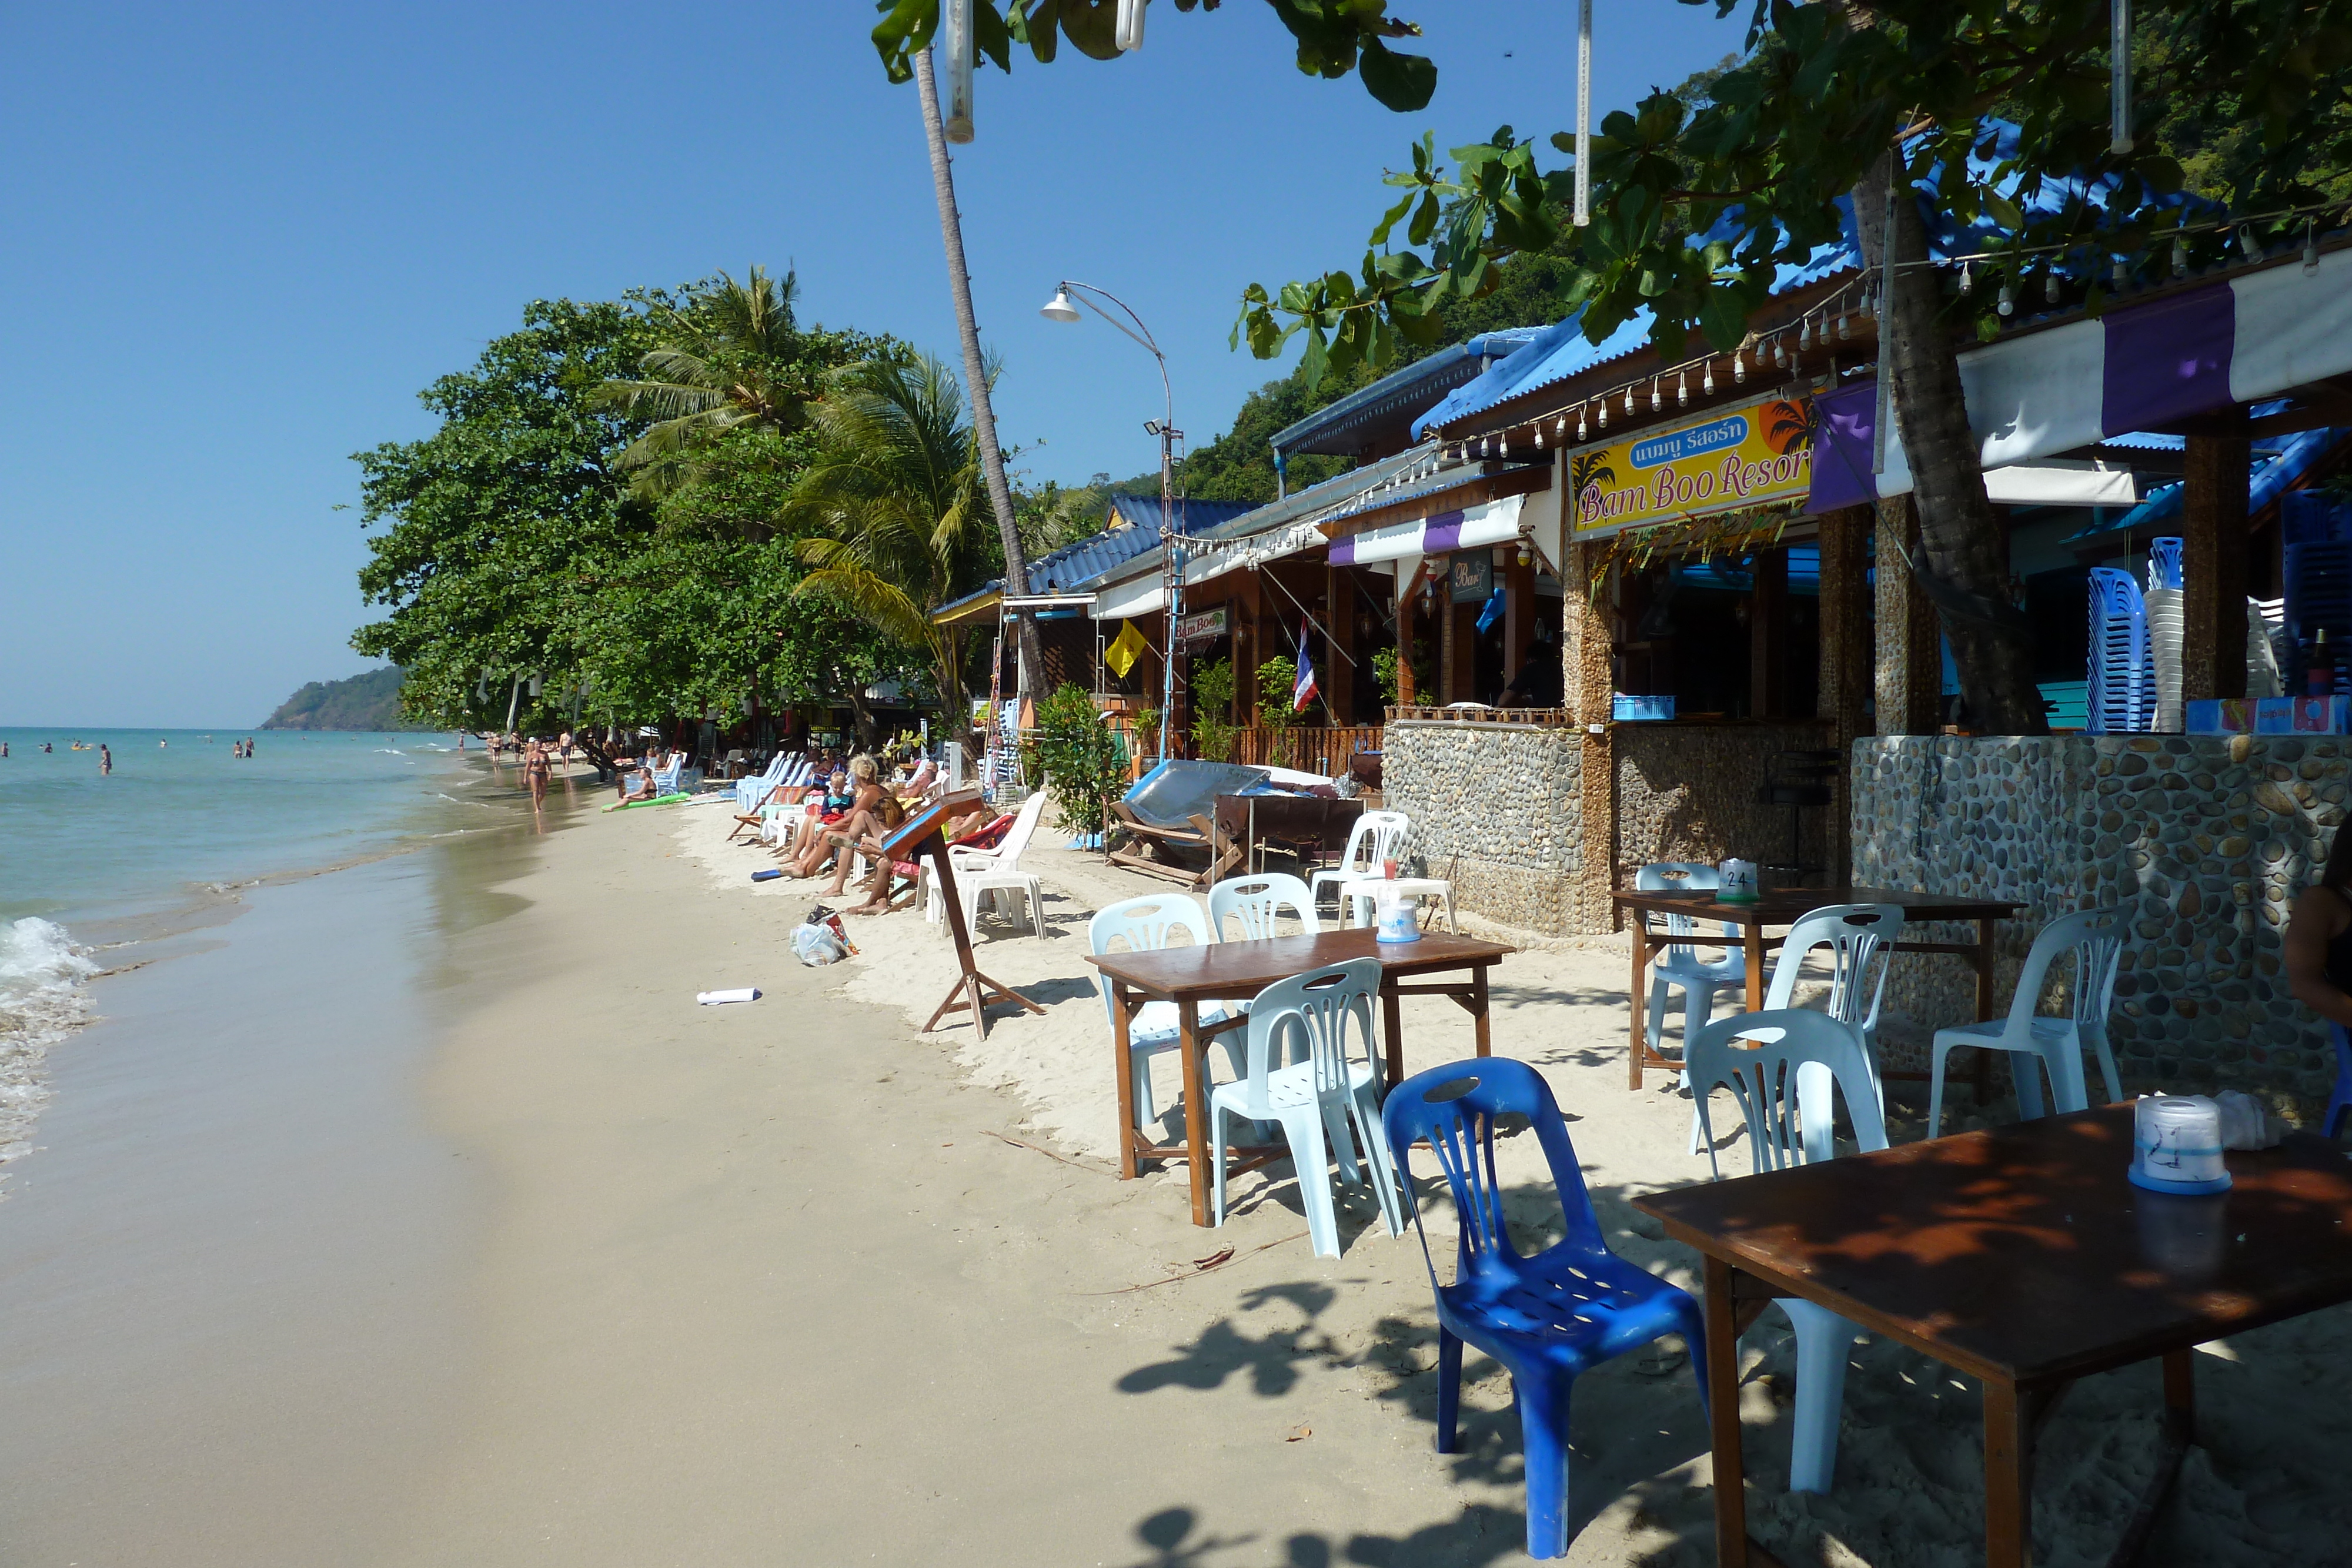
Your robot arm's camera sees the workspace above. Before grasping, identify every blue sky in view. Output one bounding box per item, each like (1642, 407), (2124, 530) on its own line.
(1, 2), (1738, 727)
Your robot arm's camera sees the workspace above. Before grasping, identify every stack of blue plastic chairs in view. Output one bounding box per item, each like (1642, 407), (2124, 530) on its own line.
(2087, 567), (2153, 734)
(2286, 492), (2352, 692)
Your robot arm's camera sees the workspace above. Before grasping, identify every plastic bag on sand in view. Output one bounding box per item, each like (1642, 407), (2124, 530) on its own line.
(793, 924), (848, 967)
(2216, 1089), (2284, 1150)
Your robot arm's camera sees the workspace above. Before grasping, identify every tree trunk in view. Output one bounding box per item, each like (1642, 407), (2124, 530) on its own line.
(1853, 152), (2048, 735)
(912, 47), (1044, 701)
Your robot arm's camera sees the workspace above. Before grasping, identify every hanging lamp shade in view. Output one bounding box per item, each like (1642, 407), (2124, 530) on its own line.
(1040, 287), (1081, 323)
(1117, 0), (1147, 52)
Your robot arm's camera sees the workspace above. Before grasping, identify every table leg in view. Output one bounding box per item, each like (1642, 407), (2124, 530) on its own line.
(1983, 1376), (2033, 1568)
(2162, 1347), (2196, 1446)
(1745, 921), (1766, 1014)
(1471, 964), (1492, 1059)
(1383, 980), (1406, 1094)
(1629, 917), (1651, 1091)
(1178, 998), (1210, 1228)
(1702, 1255), (1748, 1568)
(1112, 981), (1139, 1181)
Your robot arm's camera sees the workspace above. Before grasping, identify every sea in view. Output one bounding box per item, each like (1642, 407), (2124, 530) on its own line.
(0, 727), (532, 1170)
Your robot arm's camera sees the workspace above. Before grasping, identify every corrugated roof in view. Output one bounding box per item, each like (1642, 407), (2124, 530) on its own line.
(1412, 120), (2219, 439)
(2070, 426), (2351, 541)
(1268, 326), (1549, 458)
(929, 494), (1254, 621)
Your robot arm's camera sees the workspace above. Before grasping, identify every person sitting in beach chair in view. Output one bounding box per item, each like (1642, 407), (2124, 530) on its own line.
(839, 794), (995, 917)
(614, 746), (662, 804)
(776, 766), (853, 867)
(811, 757), (908, 896)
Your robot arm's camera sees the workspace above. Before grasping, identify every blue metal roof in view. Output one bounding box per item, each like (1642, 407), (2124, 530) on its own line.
(1269, 326), (1549, 459)
(932, 494), (1258, 620)
(1412, 120), (2219, 440)
(2075, 426), (2351, 540)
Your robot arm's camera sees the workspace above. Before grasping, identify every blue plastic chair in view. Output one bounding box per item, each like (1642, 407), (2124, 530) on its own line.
(1382, 1058), (1709, 1560)
(2327, 1024), (2352, 1139)
(2087, 568), (2154, 734)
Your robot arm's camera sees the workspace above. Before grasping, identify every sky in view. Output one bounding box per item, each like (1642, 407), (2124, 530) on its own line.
(0, 2), (1740, 727)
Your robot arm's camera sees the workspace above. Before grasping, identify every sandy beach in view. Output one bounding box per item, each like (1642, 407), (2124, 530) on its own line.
(6, 790), (2352, 1566)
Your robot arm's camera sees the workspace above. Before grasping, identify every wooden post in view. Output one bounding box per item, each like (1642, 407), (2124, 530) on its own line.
(1441, 562), (1464, 702)
(1818, 506), (1871, 881)
(2183, 416), (2253, 703)
(1395, 568), (1418, 708)
(1875, 496), (1942, 735)
(1325, 564), (1358, 724)
(1750, 546), (1788, 720)
(1234, 577), (1262, 721)
(1565, 541), (1618, 934)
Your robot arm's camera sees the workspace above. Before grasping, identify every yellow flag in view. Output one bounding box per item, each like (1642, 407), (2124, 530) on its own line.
(1105, 618), (1148, 678)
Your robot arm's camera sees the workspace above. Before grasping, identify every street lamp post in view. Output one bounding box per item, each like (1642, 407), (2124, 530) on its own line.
(1041, 281), (1184, 765)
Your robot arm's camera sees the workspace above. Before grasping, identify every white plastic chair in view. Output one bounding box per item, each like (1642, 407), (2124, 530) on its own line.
(1689, 1008), (1888, 1495)
(1928, 906), (2127, 1138)
(1742, 904), (1904, 1098)
(1308, 810), (1411, 914)
(1209, 957), (1405, 1258)
(1207, 872), (1320, 942)
(1640, 863), (1746, 1068)
(1090, 895), (1237, 1136)
(924, 791), (1047, 931)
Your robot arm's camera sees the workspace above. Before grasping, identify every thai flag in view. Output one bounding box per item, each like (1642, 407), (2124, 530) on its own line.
(1293, 621), (1319, 712)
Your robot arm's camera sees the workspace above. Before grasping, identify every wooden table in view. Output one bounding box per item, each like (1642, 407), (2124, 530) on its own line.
(1087, 928), (1513, 1227)
(1635, 1106), (2352, 1568)
(1611, 884), (2024, 1091)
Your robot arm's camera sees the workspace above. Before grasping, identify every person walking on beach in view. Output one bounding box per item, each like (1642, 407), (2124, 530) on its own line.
(99, 744), (112, 775)
(524, 738), (551, 810)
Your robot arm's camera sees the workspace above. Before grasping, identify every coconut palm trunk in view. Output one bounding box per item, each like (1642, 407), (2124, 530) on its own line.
(913, 45), (1043, 705)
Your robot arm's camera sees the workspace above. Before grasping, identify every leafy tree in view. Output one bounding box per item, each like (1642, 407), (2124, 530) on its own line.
(1024, 681), (1129, 841)
(783, 355), (1003, 747)
(1189, 655), (1238, 760)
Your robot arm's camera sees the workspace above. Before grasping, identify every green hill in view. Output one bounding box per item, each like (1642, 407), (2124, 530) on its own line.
(261, 666), (427, 731)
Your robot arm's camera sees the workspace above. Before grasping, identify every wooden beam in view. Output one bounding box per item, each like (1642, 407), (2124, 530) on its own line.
(2183, 414), (2252, 703)
(1504, 551), (1536, 689)
(1818, 506), (1869, 881)
(1315, 462), (1551, 541)
(1324, 565), (1357, 724)
(1565, 541), (1618, 934)
(1395, 570), (1418, 708)
(1875, 496), (1942, 735)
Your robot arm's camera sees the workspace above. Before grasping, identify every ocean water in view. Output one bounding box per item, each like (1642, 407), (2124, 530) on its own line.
(0, 727), (534, 1173)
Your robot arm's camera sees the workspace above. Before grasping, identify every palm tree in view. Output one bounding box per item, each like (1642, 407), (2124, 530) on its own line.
(598, 266), (814, 500)
(782, 355), (995, 744)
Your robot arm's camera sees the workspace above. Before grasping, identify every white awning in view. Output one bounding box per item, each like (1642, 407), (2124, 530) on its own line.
(1091, 574), (1164, 620)
(1329, 493), (1526, 566)
(1980, 458), (2139, 507)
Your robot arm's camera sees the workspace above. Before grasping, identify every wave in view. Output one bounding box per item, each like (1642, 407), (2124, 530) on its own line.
(0, 918), (101, 1181)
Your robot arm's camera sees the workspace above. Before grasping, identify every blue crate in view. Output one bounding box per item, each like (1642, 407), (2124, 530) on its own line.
(1612, 694), (1676, 722)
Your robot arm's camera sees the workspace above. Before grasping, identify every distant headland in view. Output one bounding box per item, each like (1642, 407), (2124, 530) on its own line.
(260, 667), (430, 731)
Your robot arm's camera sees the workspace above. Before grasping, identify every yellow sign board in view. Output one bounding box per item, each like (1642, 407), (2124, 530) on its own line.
(1569, 396), (1816, 537)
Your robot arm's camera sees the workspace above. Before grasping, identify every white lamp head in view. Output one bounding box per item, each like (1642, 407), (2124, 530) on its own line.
(1040, 287), (1081, 323)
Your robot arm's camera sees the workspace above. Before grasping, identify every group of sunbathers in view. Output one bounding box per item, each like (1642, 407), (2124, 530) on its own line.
(740, 748), (1004, 916)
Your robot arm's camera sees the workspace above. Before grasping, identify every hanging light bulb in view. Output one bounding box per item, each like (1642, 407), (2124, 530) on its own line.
(1733, 347), (1748, 384)
(2114, 256), (2130, 289)
(1576, 405), (1589, 440)
(1676, 370), (1689, 407)
(2237, 226), (2257, 259)
(1516, 539), (1532, 567)
(1772, 337), (1788, 367)
(1997, 280), (2014, 316)
(1623, 386), (1636, 416)
(1838, 310), (1853, 342)
(1959, 260), (1975, 294)
(1533, 423), (1544, 452)
(1596, 401), (1608, 429)
(1649, 378), (1662, 413)
(1702, 360), (1716, 396)
(1799, 317), (1813, 351)
(2306, 218), (2321, 276)
(2046, 268), (2061, 304)
(1555, 414), (1568, 440)
(1499, 431), (1510, 457)
(2173, 235), (2190, 276)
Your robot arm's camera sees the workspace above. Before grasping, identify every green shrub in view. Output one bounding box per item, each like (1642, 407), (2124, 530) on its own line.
(1023, 683), (1128, 839)
(1190, 658), (1237, 762)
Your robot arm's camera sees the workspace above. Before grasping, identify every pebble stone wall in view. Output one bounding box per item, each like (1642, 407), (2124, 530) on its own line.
(1852, 734), (2342, 1117)
(1381, 723), (1585, 934)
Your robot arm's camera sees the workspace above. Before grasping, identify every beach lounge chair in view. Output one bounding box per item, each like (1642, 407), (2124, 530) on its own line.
(1382, 1057), (1708, 1559)
(727, 758), (812, 842)
(1210, 958), (1402, 1258)
(651, 753), (685, 795)
(1927, 905), (2127, 1137)
(1689, 1007), (1889, 1495)
(1090, 895), (1240, 1136)
(733, 753), (793, 811)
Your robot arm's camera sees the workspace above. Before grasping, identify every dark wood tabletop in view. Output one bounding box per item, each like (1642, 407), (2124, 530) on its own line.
(1087, 927), (1512, 999)
(1638, 1105), (2352, 1567)
(1610, 883), (2024, 927)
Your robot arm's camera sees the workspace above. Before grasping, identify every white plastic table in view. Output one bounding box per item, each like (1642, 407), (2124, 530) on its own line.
(1338, 876), (1458, 934)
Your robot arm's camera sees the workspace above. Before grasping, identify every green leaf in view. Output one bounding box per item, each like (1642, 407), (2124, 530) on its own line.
(1358, 38), (1436, 112)
(1299, 323), (1329, 386)
(974, 1), (1013, 71)
(870, 0), (938, 83)
(1369, 189), (1416, 246)
(1408, 190), (1439, 246)
(1699, 286), (1751, 352)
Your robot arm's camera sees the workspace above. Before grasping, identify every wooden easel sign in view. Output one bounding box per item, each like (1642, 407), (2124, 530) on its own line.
(879, 789), (1044, 1041)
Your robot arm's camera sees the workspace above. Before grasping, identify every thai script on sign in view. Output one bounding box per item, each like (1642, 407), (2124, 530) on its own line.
(1571, 396), (1816, 538)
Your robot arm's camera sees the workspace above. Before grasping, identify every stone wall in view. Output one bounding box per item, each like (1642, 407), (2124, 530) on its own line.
(1852, 734), (2341, 1114)
(1616, 723), (1841, 878)
(1382, 722), (1583, 934)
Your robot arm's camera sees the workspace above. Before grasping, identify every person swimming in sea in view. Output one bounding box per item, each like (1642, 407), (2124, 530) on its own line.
(100, 744), (112, 775)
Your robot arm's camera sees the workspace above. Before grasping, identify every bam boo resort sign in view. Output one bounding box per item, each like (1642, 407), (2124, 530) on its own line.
(1571, 397), (1816, 538)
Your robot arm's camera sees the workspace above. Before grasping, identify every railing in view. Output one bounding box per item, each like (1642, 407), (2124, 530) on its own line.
(1228, 724), (1385, 773)
(1386, 705), (1578, 726)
